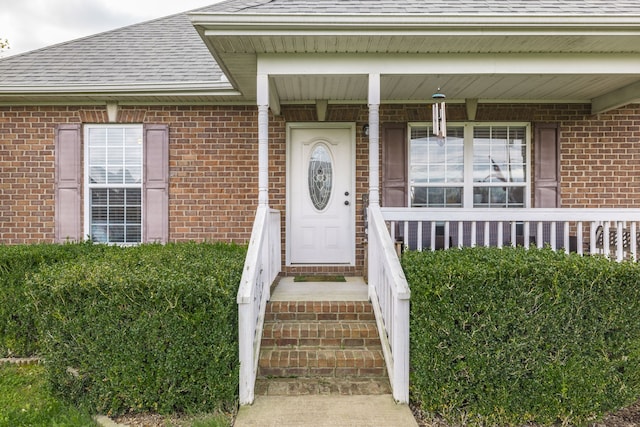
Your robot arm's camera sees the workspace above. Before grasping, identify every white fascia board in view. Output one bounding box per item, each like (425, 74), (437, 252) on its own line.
(0, 82), (236, 93)
(191, 13), (640, 34)
(257, 53), (640, 76)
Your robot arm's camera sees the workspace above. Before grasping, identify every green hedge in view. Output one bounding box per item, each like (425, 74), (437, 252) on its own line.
(26, 242), (245, 416)
(0, 242), (104, 357)
(403, 247), (640, 426)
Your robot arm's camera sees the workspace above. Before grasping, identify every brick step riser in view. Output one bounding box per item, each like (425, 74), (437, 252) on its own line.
(258, 349), (387, 379)
(261, 337), (382, 348)
(265, 301), (375, 323)
(265, 312), (375, 322)
(261, 322), (381, 349)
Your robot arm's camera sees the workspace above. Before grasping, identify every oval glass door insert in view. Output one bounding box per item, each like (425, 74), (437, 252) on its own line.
(308, 144), (333, 210)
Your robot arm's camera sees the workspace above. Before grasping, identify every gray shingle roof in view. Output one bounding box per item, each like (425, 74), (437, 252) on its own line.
(1, 0), (639, 94)
(203, 0), (640, 14)
(0, 7), (224, 87)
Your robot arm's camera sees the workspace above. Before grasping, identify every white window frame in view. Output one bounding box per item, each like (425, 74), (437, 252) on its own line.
(83, 124), (144, 244)
(408, 122), (531, 209)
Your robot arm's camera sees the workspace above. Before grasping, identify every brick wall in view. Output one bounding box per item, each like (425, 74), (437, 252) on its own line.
(2, 102), (640, 273)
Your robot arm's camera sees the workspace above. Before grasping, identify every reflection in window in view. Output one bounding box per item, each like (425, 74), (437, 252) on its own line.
(473, 126), (526, 208)
(410, 126), (464, 207)
(410, 124), (528, 208)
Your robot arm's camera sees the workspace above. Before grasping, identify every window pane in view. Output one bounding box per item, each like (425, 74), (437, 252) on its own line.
(126, 206), (141, 223)
(109, 207), (125, 224)
(473, 126), (527, 184)
(126, 189), (142, 205)
(108, 189), (125, 205)
(126, 226), (142, 243)
(109, 226), (125, 243)
(412, 186), (463, 207)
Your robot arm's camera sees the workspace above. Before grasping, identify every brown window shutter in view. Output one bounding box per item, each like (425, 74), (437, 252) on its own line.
(143, 124), (169, 243)
(534, 123), (561, 208)
(54, 124), (82, 242)
(382, 123), (408, 207)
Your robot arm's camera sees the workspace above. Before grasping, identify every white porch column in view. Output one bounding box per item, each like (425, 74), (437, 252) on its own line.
(368, 73), (381, 206)
(257, 74), (269, 206)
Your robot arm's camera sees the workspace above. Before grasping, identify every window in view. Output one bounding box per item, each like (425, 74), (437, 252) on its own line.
(409, 123), (530, 208)
(84, 125), (143, 243)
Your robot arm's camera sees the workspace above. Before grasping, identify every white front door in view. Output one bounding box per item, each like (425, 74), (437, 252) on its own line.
(287, 123), (355, 265)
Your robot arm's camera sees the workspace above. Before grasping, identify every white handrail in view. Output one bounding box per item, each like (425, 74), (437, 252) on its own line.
(381, 208), (640, 262)
(237, 206), (281, 405)
(368, 205), (410, 403)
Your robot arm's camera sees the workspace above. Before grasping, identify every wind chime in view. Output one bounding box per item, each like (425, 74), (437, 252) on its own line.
(432, 89), (446, 146)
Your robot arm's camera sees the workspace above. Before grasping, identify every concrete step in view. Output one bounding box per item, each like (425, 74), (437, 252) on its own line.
(261, 321), (381, 349)
(255, 376), (392, 396)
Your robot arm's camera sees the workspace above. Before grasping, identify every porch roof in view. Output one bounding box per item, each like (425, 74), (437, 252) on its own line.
(192, 0), (640, 114)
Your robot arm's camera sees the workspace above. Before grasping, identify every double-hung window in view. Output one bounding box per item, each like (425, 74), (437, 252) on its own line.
(409, 123), (530, 208)
(84, 125), (143, 244)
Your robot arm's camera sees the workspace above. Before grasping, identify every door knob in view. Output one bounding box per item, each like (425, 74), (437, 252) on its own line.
(344, 191), (350, 196)
(344, 201), (350, 206)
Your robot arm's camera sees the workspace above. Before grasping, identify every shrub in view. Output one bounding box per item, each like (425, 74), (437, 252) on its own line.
(0, 242), (103, 357)
(403, 246), (640, 426)
(27, 242), (245, 416)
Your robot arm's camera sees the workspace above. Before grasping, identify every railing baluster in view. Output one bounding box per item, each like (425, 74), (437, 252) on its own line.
(403, 221), (409, 250)
(471, 221), (477, 247)
(417, 221), (423, 252)
(484, 221), (490, 247)
(632, 222), (638, 261)
(577, 221), (583, 255)
(604, 222), (611, 259)
(444, 222), (450, 249)
(536, 222), (543, 249)
(430, 221), (436, 251)
(616, 221), (624, 262)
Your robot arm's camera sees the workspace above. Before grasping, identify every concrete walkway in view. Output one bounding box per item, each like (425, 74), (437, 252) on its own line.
(233, 395), (418, 426)
(233, 277), (418, 427)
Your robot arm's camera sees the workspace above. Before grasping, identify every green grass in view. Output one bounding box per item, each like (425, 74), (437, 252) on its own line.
(0, 363), (234, 427)
(0, 363), (97, 427)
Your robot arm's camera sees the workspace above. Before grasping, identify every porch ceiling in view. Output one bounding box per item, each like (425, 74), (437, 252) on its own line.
(192, 14), (640, 113)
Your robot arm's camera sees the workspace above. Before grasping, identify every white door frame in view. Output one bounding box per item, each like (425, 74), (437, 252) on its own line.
(286, 122), (356, 266)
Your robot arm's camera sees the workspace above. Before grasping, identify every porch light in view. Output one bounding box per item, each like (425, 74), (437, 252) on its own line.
(432, 89), (446, 145)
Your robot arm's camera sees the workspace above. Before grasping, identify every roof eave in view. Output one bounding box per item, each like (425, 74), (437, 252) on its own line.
(0, 81), (242, 103)
(190, 12), (640, 35)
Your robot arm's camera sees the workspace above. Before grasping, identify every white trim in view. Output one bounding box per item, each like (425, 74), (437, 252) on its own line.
(285, 122), (357, 266)
(192, 13), (640, 33)
(258, 53), (640, 76)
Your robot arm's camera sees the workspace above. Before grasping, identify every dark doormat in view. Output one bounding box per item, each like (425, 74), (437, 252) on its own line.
(293, 275), (346, 282)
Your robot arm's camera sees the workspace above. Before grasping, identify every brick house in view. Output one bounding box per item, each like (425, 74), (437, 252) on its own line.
(2, 0), (640, 403)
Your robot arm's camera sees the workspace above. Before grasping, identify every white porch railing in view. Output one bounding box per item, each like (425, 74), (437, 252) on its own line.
(381, 208), (640, 262)
(237, 205), (281, 405)
(368, 205), (411, 403)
